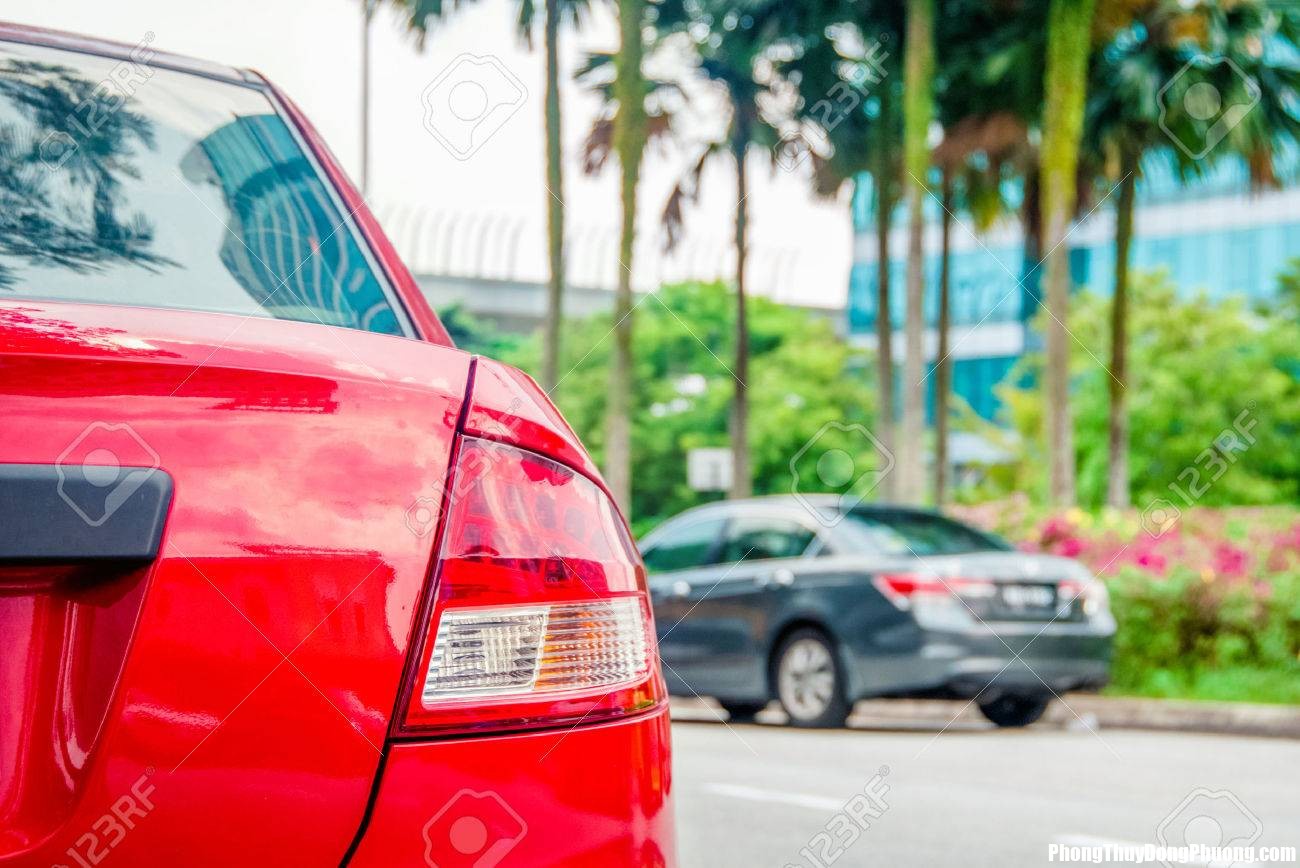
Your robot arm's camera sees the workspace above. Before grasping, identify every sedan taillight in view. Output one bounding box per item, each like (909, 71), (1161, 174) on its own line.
(396, 436), (663, 736)
(872, 573), (996, 609)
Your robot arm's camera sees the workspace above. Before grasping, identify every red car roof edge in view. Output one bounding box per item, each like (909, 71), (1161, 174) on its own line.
(0, 20), (248, 83)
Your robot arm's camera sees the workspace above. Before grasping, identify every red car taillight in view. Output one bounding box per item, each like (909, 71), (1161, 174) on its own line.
(396, 435), (663, 736)
(872, 573), (996, 609)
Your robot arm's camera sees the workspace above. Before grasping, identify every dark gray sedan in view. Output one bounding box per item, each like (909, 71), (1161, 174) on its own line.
(641, 496), (1114, 728)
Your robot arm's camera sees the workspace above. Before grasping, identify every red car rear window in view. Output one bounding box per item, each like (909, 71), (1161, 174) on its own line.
(0, 40), (411, 336)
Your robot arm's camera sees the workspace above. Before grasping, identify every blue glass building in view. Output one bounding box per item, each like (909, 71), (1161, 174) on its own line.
(847, 156), (1300, 421)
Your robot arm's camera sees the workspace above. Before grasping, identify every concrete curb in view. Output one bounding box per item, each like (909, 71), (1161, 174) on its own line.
(669, 694), (1300, 739)
(1045, 694), (1300, 739)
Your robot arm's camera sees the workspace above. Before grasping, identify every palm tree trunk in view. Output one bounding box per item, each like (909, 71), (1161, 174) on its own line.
(873, 97), (896, 501)
(604, 0), (646, 512)
(730, 117), (752, 500)
(360, 0), (376, 198)
(1107, 153), (1137, 509)
(1039, 0), (1095, 506)
(540, 0), (566, 390)
(934, 169), (954, 506)
(900, 0), (935, 506)
(1020, 162), (1042, 318)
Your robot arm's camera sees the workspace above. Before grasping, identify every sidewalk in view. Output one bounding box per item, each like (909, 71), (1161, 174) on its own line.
(669, 694), (1300, 739)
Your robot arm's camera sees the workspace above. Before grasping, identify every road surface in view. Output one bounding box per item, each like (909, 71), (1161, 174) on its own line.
(671, 708), (1300, 867)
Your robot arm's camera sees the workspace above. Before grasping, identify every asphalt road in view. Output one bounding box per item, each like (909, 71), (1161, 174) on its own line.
(671, 708), (1300, 867)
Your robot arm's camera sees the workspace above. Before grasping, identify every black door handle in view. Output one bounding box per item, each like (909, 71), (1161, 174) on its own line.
(0, 464), (173, 563)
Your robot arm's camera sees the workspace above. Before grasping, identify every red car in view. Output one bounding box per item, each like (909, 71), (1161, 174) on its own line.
(0, 23), (673, 868)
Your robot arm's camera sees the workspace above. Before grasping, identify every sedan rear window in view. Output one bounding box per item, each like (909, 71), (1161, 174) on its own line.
(844, 510), (1012, 556)
(0, 41), (408, 335)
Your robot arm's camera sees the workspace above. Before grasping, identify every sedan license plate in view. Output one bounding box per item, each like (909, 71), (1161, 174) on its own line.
(999, 583), (1057, 613)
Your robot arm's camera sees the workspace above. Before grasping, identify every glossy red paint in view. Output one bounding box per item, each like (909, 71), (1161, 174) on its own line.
(0, 300), (469, 865)
(349, 710), (675, 868)
(0, 24), (674, 868)
(464, 357), (606, 485)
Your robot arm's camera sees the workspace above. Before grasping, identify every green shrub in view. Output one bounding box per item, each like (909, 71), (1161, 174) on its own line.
(1105, 566), (1300, 704)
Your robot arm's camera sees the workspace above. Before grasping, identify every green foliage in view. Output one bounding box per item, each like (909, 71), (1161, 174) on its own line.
(1270, 257), (1300, 318)
(438, 304), (522, 358)
(501, 282), (880, 526)
(1105, 567), (1300, 704)
(999, 270), (1300, 507)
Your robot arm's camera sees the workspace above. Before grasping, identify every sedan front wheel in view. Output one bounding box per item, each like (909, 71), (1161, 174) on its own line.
(774, 628), (850, 728)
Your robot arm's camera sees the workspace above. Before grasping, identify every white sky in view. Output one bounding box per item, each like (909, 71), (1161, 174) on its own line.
(0, 0), (853, 308)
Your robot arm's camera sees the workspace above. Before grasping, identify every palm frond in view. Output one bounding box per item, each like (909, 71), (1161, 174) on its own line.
(660, 143), (717, 251)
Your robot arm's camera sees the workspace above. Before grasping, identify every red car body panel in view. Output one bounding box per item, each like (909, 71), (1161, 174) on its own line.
(0, 300), (469, 865)
(463, 357), (606, 488)
(0, 23), (673, 868)
(350, 713), (675, 868)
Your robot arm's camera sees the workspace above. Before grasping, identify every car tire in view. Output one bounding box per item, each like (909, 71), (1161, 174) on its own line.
(977, 695), (1051, 728)
(773, 628), (850, 729)
(718, 700), (768, 723)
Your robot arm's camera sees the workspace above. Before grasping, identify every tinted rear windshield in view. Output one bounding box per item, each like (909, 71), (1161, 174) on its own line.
(843, 510), (1012, 556)
(0, 41), (407, 335)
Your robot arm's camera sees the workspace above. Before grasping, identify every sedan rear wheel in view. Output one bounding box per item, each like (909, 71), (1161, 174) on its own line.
(774, 629), (849, 728)
(977, 694), (1050, 728)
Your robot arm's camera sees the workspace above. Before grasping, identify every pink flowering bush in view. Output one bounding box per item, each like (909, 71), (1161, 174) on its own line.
(952, 500), (1300, 704)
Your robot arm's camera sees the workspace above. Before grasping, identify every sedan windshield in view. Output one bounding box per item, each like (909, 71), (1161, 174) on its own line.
(843, 510), (1013, 556)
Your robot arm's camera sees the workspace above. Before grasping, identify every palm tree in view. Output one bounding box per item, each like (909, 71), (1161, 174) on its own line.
(577, 7), (677, 511)
(540, 0), (568, 390)
(899, 0), (936, 505)
(871, 86), (903, 502)
(379, 0), (583, 389)
(1039, 0), (1096, 506)
(932, 165), (955, 502)
(661, 2), (791, 500)
(780, 8), (903, 500)
(930, 3), (1037, 503)
(361, 0), (377, 197)
(1084, 0), (1300, 508)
